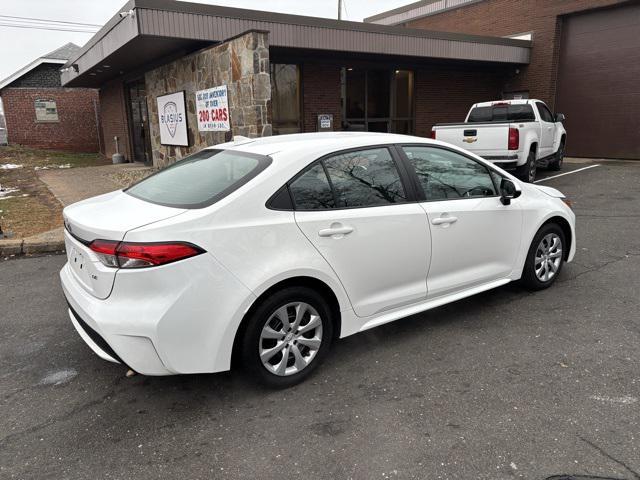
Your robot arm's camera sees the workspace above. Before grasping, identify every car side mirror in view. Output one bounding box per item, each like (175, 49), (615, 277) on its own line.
(555, 113), (565, 123)
(500, 178), (521, 205)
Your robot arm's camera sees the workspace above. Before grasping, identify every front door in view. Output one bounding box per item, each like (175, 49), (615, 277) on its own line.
(399, 145), (523, 298)
(289, 147), (431, 317)
(536, 102), (556, 158)
(127, 79), (152, 164)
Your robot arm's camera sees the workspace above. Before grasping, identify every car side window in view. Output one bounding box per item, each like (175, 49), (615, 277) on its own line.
(402, 146), (497, 201)
(289, 163), (336, 210)
(289, 147), (406, 210)
(536, 102), (554, 123)
(323, 148), (406, 208)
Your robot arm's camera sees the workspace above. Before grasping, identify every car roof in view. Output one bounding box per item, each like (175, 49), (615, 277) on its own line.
(211, 132), (433, 157)
(473, 99), (543, 107)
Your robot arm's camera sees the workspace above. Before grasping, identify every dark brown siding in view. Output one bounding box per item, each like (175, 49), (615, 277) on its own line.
(556, 3), (640, 159)
(99, 79), (133, 160)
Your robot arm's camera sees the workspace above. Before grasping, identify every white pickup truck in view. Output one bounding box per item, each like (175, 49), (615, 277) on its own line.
(431, 99), (566, 182)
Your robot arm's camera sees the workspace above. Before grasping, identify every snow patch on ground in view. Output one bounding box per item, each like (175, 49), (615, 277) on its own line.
(39, 369), (78, 386)
(0, 163), (23, 170)
(34, 164), (72, 170)
(0, 186), (20, 199)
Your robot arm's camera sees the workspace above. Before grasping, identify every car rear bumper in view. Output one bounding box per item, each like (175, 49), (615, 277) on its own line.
(60, 252), (256, 376)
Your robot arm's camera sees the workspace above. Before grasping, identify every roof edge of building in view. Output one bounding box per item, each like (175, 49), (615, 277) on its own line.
(365, 0), (486, 26)
(63, 0), (529, 69)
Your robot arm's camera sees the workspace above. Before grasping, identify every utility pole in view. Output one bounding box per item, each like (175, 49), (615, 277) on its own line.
(338, 0), (342, 20)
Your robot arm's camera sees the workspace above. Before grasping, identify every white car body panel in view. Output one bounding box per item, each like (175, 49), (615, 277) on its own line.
(60, 132), (576, 375)
(420, 196), (523, 298)
(295, 203), (431, 317)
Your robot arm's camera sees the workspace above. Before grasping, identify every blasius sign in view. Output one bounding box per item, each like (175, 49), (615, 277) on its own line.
(157, 91), (189, 146)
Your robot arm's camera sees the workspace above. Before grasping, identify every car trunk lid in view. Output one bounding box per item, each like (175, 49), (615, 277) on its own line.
(63, 190), (187, 299)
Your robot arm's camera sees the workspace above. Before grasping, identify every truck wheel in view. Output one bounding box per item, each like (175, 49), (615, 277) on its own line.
(548, 139), (565, 171)
(516, 150), (537, 183)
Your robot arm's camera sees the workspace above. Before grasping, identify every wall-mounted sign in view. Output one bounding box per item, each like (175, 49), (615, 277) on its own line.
(35, 99), (59, 122)
(317, 114), (333, 131)
(195, 85), (230, 132)
(157, 91), (189, 146)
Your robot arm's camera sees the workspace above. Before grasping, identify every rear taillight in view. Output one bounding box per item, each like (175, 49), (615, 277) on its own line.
(430, 129), (436, 140)
(508, 127), (519, 150)
(89, 240), (204, 268)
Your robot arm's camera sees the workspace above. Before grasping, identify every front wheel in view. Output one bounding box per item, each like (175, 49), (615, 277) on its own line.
(548, 140), (565, 171)
(240, 287), (334, 388)
(520, 223), (566, 290)
(516, 150), (537, 183)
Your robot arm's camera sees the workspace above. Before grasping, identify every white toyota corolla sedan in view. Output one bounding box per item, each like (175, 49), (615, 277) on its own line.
(61, 132), (575, 387)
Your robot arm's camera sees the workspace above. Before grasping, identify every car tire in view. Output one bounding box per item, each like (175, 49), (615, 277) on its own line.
(520, 223), (566, 290)
(240, 286), (334, 388)
(548, 140), (565, 171)
(516, 149), (537, 183)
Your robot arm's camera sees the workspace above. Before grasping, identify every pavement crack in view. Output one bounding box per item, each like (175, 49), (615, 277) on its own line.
(562, 252), (640, 282)
(0, 379), (122, 448)
(578, 435), (640, 480)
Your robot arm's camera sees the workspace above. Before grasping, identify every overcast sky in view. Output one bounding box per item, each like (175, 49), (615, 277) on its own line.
(0, 0), (410, 91)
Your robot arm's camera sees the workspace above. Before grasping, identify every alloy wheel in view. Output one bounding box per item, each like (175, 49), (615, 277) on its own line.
(535, 233), (563, 282)
(259, 302), (323, 376)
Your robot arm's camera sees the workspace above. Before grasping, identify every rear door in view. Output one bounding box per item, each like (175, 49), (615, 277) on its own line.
(399, 145), (523, 298)
(291, 146), (431, 318)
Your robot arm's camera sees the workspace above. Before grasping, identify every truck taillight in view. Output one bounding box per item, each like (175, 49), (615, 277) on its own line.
(430, 129), (436, 140)
(89, 240), (205, 268)
(508, 127), (519, 150)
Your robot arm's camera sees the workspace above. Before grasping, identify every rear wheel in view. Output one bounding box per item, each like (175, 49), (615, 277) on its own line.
(548, 139), (565, 171)
(516, 149), (537, 183)
(520, 223), (566, 290)
(241, 287), (334, 388)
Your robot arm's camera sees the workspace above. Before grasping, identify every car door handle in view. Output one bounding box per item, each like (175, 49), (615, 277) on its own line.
(318, 225), (354, 237)
(431, 216), (458, 226)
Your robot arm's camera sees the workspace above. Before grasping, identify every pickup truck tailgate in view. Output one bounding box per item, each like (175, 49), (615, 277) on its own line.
(434, 124), (510, 155)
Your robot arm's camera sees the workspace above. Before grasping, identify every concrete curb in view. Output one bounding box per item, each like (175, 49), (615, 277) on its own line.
(0, 228), (65, 257)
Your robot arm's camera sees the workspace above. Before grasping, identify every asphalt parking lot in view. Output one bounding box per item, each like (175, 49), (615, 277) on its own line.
(1, 159), (639, 480)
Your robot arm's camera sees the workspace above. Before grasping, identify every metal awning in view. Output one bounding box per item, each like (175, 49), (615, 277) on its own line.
(61, 0), (530, 88)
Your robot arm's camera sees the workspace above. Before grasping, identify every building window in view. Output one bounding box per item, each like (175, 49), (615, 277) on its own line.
(270, 64), (301, 135)
(34, 99), (59, 122)
(341, 68), (414, 134)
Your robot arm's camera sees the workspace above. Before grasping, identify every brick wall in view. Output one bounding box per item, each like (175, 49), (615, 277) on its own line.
(414, 63), (509, 137)
(0, 87), (99, 152)
(99, 79), (132, 160)
(7, 63), (64, 88)
(405, 0), (629, 109)
(302, 63), (342, 132)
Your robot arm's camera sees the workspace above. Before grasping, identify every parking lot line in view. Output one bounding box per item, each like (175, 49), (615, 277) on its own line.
(534, 164), (601, 183)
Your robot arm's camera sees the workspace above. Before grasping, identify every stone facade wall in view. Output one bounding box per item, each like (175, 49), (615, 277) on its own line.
(145, 31), (271, 168)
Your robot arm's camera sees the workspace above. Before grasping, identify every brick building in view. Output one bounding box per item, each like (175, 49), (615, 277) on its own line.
(59, 0), (530, 166)
(366, 0), (640, 159)
(0, 43), (100, 152)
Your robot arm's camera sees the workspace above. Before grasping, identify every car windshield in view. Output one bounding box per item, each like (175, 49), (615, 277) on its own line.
(125, 149), (271, 208)
(467, 104), (535, 122)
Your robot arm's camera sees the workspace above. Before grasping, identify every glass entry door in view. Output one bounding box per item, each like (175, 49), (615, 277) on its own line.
(342, 68), (414, 134)
(127, 79), (152, 165)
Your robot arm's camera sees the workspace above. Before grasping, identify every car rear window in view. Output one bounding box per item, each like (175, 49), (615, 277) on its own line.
(125, 149), (271, 208)
(467, 104), (535, 123)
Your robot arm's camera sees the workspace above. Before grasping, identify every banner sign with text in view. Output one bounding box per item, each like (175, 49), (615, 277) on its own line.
(196, 85), (230, 132)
